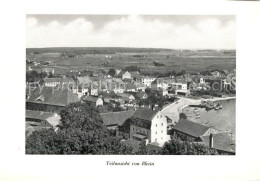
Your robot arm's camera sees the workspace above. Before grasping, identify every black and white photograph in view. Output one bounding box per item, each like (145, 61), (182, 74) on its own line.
(1, 0), (260, 180)
(25, 15), (236, 155)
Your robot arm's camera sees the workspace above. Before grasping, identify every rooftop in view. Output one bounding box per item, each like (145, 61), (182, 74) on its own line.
(132, 108), (158, 121)
(172, 119), (210, 138)
(100, 110), (134, 126)
(82, 96), (101, 103)
(27, 87), (79, 106)
(43, 77), (75, 83)
(200, 133), (235, 153)
(26, 110), (56, 120)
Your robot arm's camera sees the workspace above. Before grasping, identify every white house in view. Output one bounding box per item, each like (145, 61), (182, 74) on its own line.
(130, 108), (170, 147)
(141, 76), (156, 87)
(82, 96), (103, 107)
(117, 71), (131, 80)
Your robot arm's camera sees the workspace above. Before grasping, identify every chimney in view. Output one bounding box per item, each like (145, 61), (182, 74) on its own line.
(209, 134), (214, 148)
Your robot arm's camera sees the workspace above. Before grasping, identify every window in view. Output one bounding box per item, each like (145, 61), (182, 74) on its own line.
(161, 123), (163, 126)
(133, 127), (134, 131)
(157, 115), (159, 118)
(161, 137), (163, 140)
(161, 130), (163, 133)
(160, 115), (162, 118)
(155, 138), (157, 142)
(156, 124), (157, 127)
(155, 131), (157, 134)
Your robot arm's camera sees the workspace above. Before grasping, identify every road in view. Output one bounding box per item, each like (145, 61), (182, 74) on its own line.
(161, 97), (201, 124)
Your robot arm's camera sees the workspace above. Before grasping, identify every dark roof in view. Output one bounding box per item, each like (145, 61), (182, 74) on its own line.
(200, 133), (235, 153)
(132, 108), (158, 121)
(118, 119), (131, 134)
(77, 76), (92, 84)
(136, 92), (147, 99)
(43, 77), (75, 83)
(121, 139), (142, 153)
(125, 83), (136, 90)
(172, 119), (210, 138)
(100, 110), (134, 126)
(26, 87), (79, 106)
(26, 110), (61, 127)
(82, 96), (101, 103)
(26, 110), (56, 120)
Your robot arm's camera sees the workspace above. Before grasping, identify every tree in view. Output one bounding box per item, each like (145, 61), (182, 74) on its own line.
(160, 139), (218, 155)
(26, 102), (134, 154)
(108, 68), (116, 77)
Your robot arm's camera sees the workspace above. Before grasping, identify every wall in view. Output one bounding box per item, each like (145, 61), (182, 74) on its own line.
(150, 112), (170, 146)
(26, 102), (65, 114)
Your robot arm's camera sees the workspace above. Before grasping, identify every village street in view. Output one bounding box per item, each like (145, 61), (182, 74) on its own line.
(161, 97), (201, 123)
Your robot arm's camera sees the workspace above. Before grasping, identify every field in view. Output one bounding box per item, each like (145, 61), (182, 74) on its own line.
(26, 47), (236, 75)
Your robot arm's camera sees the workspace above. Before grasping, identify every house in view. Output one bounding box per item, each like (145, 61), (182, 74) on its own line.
(210, 71), (221, 77)
(223, 70), (229, 76)
(108, 79), (125, 94)
(115, 69), (122, 76)
(170, 119), (217, 142)
(129, 108), (171, 147)
(141, 76), (156, 87)
(100, 110), (134, 132)
(118, 93), (135, 103)
(26, 87), (79, 114)
(82, 96), (103, 107)
(41, 68), (55, 75)
(125, 83), (137, 92)
(170, 80), (189, 96)
(26, 110), (61, 131)
(192, 75), (205, 84)
(117, 71), (131, 80)
(136, 92), (148, 100)
(200, 133), (235, 155)
(117, 118), (132, 139)
(130, 71), (141, 81)
(77, 76), (93, 97)
(134, 82), (146, 92)
(41, 78), (75, 87)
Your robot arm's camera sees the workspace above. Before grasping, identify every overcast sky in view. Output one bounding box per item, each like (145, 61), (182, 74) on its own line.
(26, 15), (236, 49)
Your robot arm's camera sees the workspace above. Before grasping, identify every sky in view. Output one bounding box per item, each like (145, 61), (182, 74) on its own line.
(26, 15), (236, 49)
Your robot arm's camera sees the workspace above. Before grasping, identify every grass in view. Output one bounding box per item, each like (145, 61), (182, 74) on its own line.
(26, 48), (236, 75)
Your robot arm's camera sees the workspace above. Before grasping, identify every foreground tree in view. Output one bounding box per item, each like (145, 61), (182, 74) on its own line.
(26, 102), (133, 154)
(161, 139), (219, 155)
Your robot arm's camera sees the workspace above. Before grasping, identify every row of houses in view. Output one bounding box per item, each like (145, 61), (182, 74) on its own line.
(99, 109), (235, 154)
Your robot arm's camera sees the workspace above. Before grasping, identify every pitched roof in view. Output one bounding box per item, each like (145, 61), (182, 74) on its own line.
(132, 108), (158, 121)
(82, 96), (101, 103)
(173, 119), (210, 138)
(125, 83), (136, 90)
(26, 110), (56, 120)
(43, 77), (75, 83)
(118, 119), (131, 134)
(130, 71), (141, 78)
(136, 92), (147, 99)
(26, 87), (79, 106)
(200, 133), (235, 153)
(118, 93), (135, 99)
(77, 76), (92, 84)
(100, 110), (134, 126)
(26, 110), (61, 127)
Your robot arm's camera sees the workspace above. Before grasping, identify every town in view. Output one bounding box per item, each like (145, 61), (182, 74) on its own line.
(25, 48), (236, 155)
